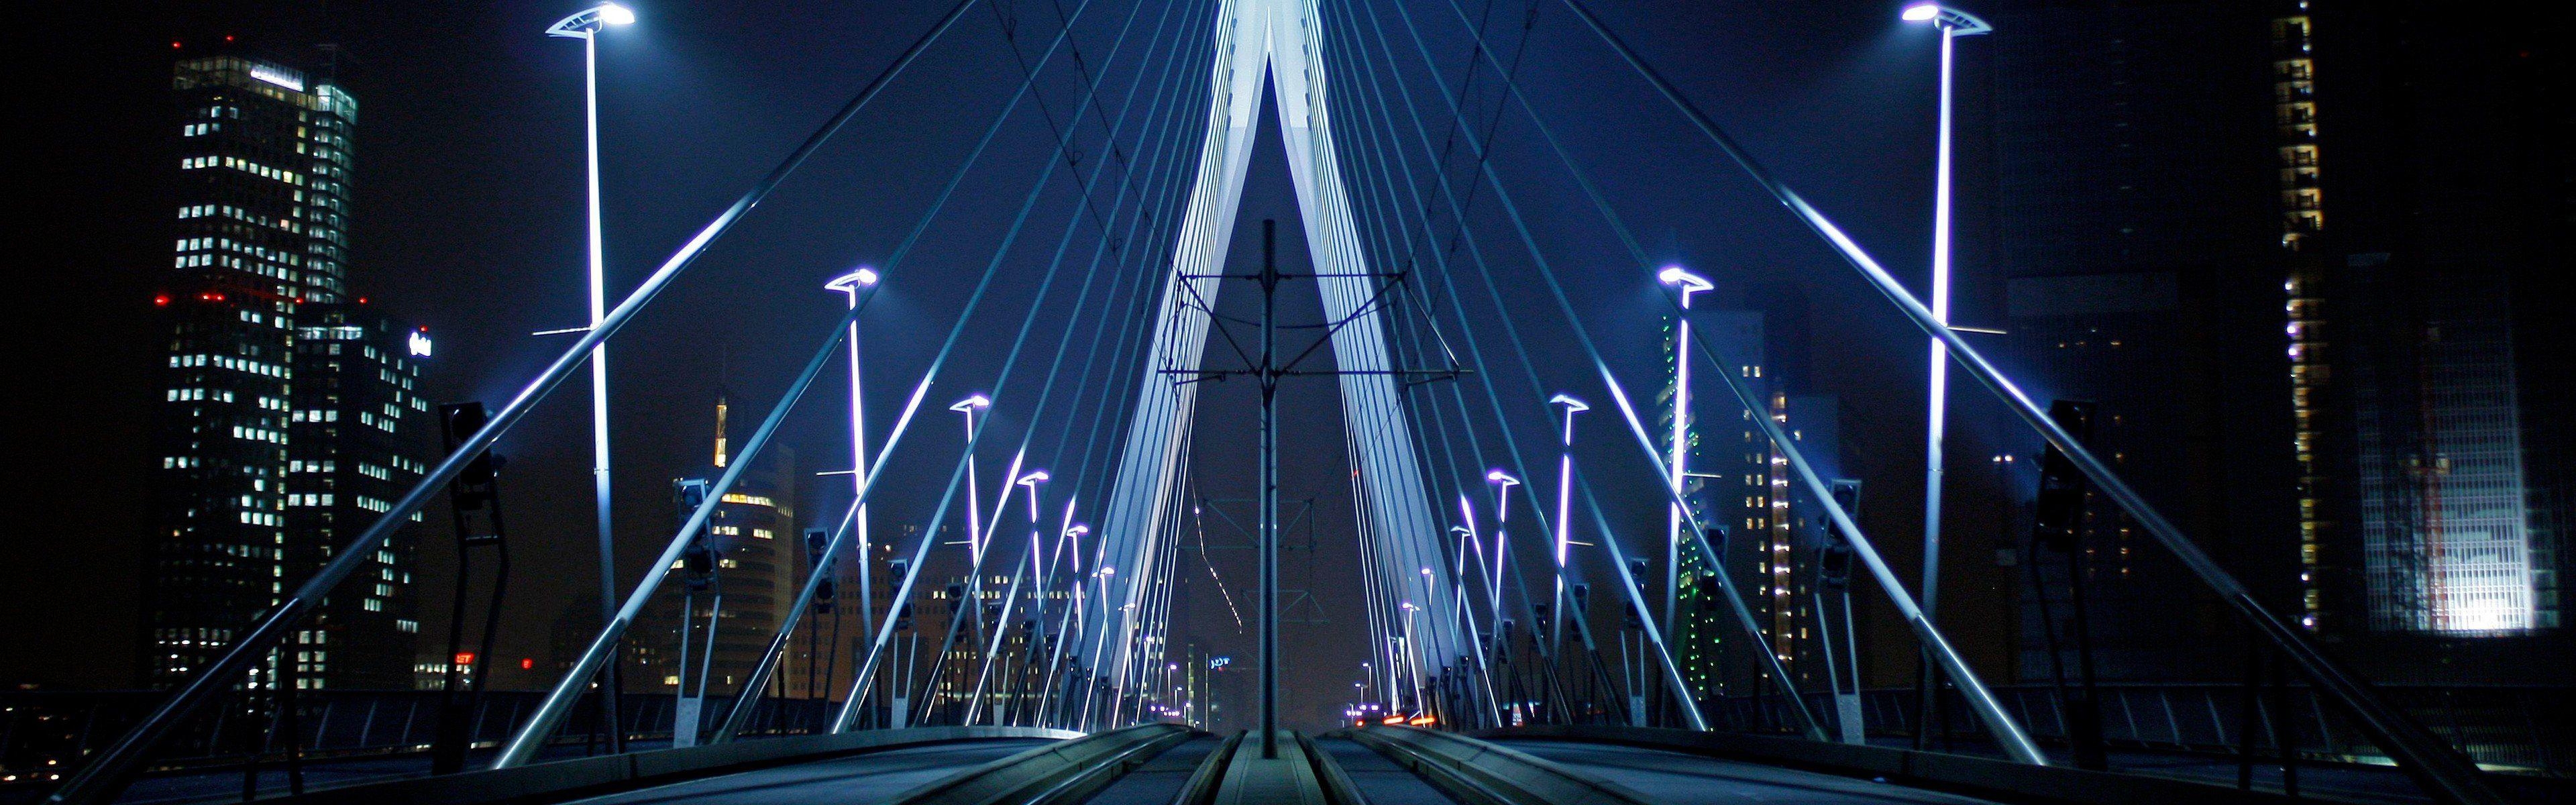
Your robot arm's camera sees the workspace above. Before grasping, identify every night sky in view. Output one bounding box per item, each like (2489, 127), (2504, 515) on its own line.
(8, 0), (2023, 728)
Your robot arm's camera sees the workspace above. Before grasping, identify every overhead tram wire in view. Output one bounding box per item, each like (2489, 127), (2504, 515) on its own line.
(1356, 0), (1834, 739)
(1389, 0), (1852, 741)
(518, 0), (1135, 756)
(714, 0), (1186, 738)
(994, 0), (1216, 727)
(1329, 8), (1557, 727)
(1024, 0), (1224, 730)
(41, 3), (989, 801)
(1333, 24), (1501, 724)
(947, 0), (1189, 721)
(991, 0), (1122, 246)
(1334, 5), (1633, 727)
(837, 0), (1201, 731)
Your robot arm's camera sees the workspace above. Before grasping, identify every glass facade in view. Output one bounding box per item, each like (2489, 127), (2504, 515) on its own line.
(145, 54), (424, 690)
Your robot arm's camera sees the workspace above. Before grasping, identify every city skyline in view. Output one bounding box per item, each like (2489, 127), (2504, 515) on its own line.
(5, 0), (2566, 757)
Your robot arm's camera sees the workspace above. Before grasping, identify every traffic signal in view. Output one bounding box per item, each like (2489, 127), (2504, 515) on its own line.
(1623, 559), (1648, 629)
(2033, 400), (2097, 553)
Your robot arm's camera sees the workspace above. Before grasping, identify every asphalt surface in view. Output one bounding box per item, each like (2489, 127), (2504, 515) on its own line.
(1313, 737), (1458, 805)
(1075, 735), (1220, 805)
(1494, 739), (2008, 805)
(552, 739), (1058, 805)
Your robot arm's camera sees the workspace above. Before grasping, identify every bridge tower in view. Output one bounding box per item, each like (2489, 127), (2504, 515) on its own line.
(1085, 0), (1465, 743)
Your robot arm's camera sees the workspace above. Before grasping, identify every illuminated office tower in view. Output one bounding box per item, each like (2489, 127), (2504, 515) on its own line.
(1661, 309), (1771, 700)
(144, 49), (411, 690)
(280, 304), (433, 689)
(631, 394), (798, 699)
(2300, 1), (2568, 645)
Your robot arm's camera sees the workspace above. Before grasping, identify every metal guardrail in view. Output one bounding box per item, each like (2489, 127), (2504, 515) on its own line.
(1695, 684), (2571, 778)
(0, 690), (839, 787)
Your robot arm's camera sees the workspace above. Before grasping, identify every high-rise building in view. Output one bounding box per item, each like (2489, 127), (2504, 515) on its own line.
(1979, 0), (2306, 682)
(143, 50), (425, 690)
(629, 394), (797, 706)
(282, 304), (432, 689)
(1663, 309), (1773, 700)
(2290, 1), (2571, 671)
(1980, 0), (2570, 684)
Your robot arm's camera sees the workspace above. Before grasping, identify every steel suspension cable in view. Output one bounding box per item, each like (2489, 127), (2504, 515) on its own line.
(41, 3), (988, 800)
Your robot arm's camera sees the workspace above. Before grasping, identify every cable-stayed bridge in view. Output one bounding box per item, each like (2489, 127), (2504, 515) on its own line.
(23, 0), (2549, 804)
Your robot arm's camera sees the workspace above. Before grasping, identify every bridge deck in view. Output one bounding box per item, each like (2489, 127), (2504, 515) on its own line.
(1493, 739), (2000, 805)
(551, 739), (1057, 805)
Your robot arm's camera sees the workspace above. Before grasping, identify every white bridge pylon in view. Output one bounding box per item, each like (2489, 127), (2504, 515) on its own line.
(1084, 0), (1466, 699)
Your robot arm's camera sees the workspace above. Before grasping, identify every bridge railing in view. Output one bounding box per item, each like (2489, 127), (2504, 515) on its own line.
(0, 689), (848, 789)
(1695, 684), (2571, 779)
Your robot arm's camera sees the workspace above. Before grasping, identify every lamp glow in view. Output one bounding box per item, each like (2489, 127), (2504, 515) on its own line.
(1902, 2), (1940, 21)
(599, 3), (637, 25)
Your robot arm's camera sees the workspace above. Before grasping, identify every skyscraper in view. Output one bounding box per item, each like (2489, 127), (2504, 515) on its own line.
(144, 49), (427, 690)
(1980, 0), (2570, 684)
(1663, 309), (1772, 700)
(1980, 0), (2304, 682)
(2292, 1), (2571, 669)
(282, 304), (432, 690)
(628, 394), (797, 716)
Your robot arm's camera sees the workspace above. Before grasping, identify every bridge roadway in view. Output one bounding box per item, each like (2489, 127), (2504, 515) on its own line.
(179, 723), (2341, 805)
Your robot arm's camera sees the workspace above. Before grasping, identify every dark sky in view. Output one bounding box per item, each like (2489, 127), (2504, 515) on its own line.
(8, 0), (2029, 725)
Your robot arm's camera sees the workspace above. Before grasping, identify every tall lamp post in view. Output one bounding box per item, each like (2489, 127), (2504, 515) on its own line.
(951, 395), (993, 563)
(1900, 0), (1990, 626)
(545, 0), (635, 750)
(1485, 470), (1522, 620)
(1655, 267), (1713, 637)
(1546, 394), (1589, 655)
(824, 268), (879, 717)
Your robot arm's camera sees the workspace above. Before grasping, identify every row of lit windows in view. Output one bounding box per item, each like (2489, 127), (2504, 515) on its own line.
(231, 424), (284, 443)
(178, 203), (303, 234)
(171, 353), (290, 378)
(179, 155), (304, 185)
(180, 121), (224, 137)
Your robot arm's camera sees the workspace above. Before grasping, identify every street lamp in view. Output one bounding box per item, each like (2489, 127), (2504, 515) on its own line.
(951, 394), (991, 565)
(1656, 267), (1713, 634)
(1901, 1), (1989, 625)
(824, 268), (880, 684)
(545, 0), (635, 752)
(1546, 394), (1587, 653)
(1017, 470), (1051, 568)
(1486, 470), (1521, 619)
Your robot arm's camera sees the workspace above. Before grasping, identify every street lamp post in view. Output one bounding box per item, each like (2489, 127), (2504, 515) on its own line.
(544, 1), (635, 751)
(824, 268), (879, 718)
(1485, 470), (1521, 620)
(1904, 1), (1991, 751)
(1547, 395), (1589, 657)
(951, 395), (993, 565)
(1900, 0), (1990, 628)
(1656, 267), (1713, 639)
